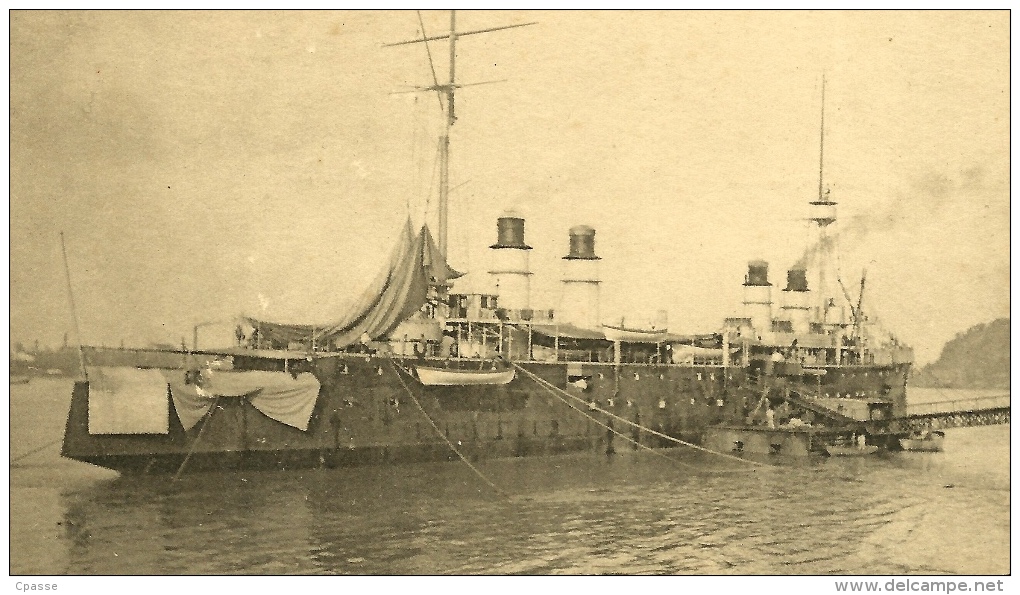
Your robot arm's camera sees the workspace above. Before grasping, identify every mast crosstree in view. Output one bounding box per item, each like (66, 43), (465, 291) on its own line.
(386, 10), (535, 262)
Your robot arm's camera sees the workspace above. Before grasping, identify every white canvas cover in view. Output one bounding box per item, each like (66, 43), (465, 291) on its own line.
(164, 369), (320, 431)
(87, 366), (170, 435)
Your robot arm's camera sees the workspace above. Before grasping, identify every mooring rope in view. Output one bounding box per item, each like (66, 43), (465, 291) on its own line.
(512, 362), (766, 468)
(517, 365), (898, 485)
(515, 364), (757, 474)
(173, 396), (221, 481)
(10, 438), (63, 464)
(388, 359), (509, 499)
(519, 368), (718, 470)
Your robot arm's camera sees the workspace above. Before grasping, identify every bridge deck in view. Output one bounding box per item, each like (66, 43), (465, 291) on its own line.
(904, 394), (1010, 417)
(884, 394), (1010, 433)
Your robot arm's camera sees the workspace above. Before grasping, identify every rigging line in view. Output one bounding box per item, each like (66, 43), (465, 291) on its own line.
(412, 98), (433, 219)
(512, 363), (766, 467)
(536, 380), (695, 468)
(60, 232), (88, 382)
(520, 365), (750, 474)
(520, 366), (761, 474)
(521, 367), (866, 483)
(803, 210), (811, 270)
(460, 188), (470, 274)
(922, 370), (960, 403)
(408, 98), (417, 216)
(388, 359), (510, 499)
(173, 396), (221, 481)
(10, 438), (63, 464)
(423, 136), (441, 222)
(413, 116), (431, 221)
(416, 10), (446, 116)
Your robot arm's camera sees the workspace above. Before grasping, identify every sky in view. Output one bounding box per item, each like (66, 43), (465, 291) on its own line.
(8, 10), (1010, 364)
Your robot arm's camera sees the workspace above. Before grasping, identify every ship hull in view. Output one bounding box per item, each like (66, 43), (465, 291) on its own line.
(64, 438), (605, 475)
(61, 353), (911, 474)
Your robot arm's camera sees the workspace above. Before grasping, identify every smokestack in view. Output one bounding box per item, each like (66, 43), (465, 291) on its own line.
(492, 215), (529, 249)
(566, 225), (598, 259)
(742, 260), (772, 334)
(781, 266), (811, 334)
(559, 225), (601, 329)
(785, 268), (808, 292)
(745, 260), (770, 287)
(488, 211), (533, 311)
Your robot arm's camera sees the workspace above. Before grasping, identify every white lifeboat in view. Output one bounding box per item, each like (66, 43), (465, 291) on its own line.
(415, 364), (515, 386)
(601, 323), (668, 343)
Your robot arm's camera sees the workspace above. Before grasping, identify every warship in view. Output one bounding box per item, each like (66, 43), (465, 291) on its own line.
(61, 13), (913, 473)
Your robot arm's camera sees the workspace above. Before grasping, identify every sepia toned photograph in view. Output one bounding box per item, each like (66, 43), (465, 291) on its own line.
(8, 9), (1009, 582)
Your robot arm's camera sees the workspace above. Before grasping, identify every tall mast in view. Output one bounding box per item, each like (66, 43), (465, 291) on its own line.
(807, 75), (839, 326)
(816, 74), (828, 320)
(818, 74), (826, 203)
(438, 11), (457, 260)
(385, 11), (535, 263)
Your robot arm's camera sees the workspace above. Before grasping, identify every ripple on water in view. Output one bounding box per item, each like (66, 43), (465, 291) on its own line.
(8, 421), (1011, 575)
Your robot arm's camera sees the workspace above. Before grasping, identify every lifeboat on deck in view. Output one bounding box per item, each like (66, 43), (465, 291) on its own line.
(601, 323), (668, 343)
(415, 364), (515, 386)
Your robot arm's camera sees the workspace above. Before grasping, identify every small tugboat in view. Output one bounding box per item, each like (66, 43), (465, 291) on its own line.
(899, 430), (945, 452)
(825, 444), (880, 457)
(825, 434), (879, 456)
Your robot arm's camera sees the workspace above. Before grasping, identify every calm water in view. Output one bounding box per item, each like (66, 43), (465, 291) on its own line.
(9, 378), (1010, 575)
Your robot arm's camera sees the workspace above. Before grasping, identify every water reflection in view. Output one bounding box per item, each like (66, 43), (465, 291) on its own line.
(0, 421), (1001, 575)
(37, 430), (1007, 576)
(10, 379), (1008, 575)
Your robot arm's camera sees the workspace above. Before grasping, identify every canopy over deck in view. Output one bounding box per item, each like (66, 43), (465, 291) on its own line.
(245, 221), (461, 349)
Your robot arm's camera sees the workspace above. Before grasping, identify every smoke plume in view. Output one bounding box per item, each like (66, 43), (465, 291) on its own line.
(793, 168), (980, 269)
